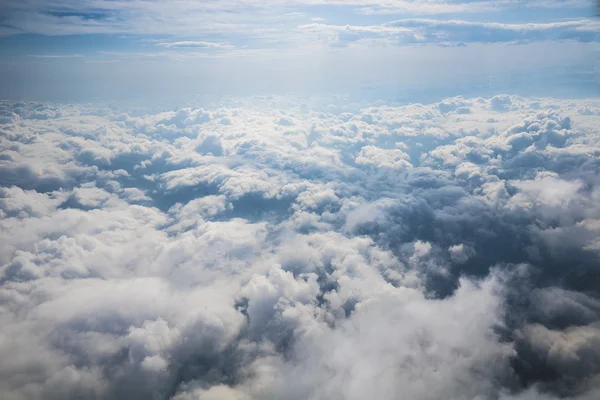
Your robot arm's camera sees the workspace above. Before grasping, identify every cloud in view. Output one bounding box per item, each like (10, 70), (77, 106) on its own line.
(0, 0), (594, 41)
(490, 94), (515, 112)
(155, 41), (232, 49)
(354, 145), (413, 169)
(28, 54), (85, 59)
(267, 272), (515, 400)
(1, 95), (600, 399)
(448, 243), (474, 264)
(298, 18), (600, 47)
(85, 60), (120, 63)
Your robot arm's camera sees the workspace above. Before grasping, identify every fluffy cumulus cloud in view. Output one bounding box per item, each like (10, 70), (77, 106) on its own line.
(1, 94), (600, 399)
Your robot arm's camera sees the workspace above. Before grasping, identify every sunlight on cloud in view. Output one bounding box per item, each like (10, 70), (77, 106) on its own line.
(1, 0), (600, 399)
(2, 95), (600, 399)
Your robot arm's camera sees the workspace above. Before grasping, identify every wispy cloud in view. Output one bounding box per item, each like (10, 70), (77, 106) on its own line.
(0, 0), (592, 38)
(155, 41), (232, 49)
(298, 18), (600, 47)
(85, 59), (120, 63)
(28, 54), (85, 58)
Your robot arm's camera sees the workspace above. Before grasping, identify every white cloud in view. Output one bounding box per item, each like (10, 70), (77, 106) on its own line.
(298, 18), (600, 47)
(155, 41), (232, 49)
(355, 145), (413, 169)
(28, 54), (85, 58)
(1, 95), (600, 399)
(509, 172), (584, 209)
(0, 0), (594, 42)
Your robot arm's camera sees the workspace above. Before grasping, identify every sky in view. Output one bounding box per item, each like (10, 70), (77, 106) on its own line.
(0, 0), (599, 102)
(2, 1), (600, 400)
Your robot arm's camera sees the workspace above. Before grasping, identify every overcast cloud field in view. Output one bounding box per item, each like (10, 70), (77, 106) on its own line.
(1, 1), (600, 400)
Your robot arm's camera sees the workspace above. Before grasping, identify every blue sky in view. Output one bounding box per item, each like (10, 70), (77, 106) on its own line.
(0, 0), (598, 101)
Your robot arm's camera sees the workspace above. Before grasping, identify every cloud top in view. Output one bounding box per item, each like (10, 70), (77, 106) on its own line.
(1, 94), (600, 399)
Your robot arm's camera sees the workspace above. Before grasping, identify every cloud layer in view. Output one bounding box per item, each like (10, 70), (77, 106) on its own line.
(1, 95), (600, 399)
(0, 1), (592, 36)
(299, 19), (600, 47)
